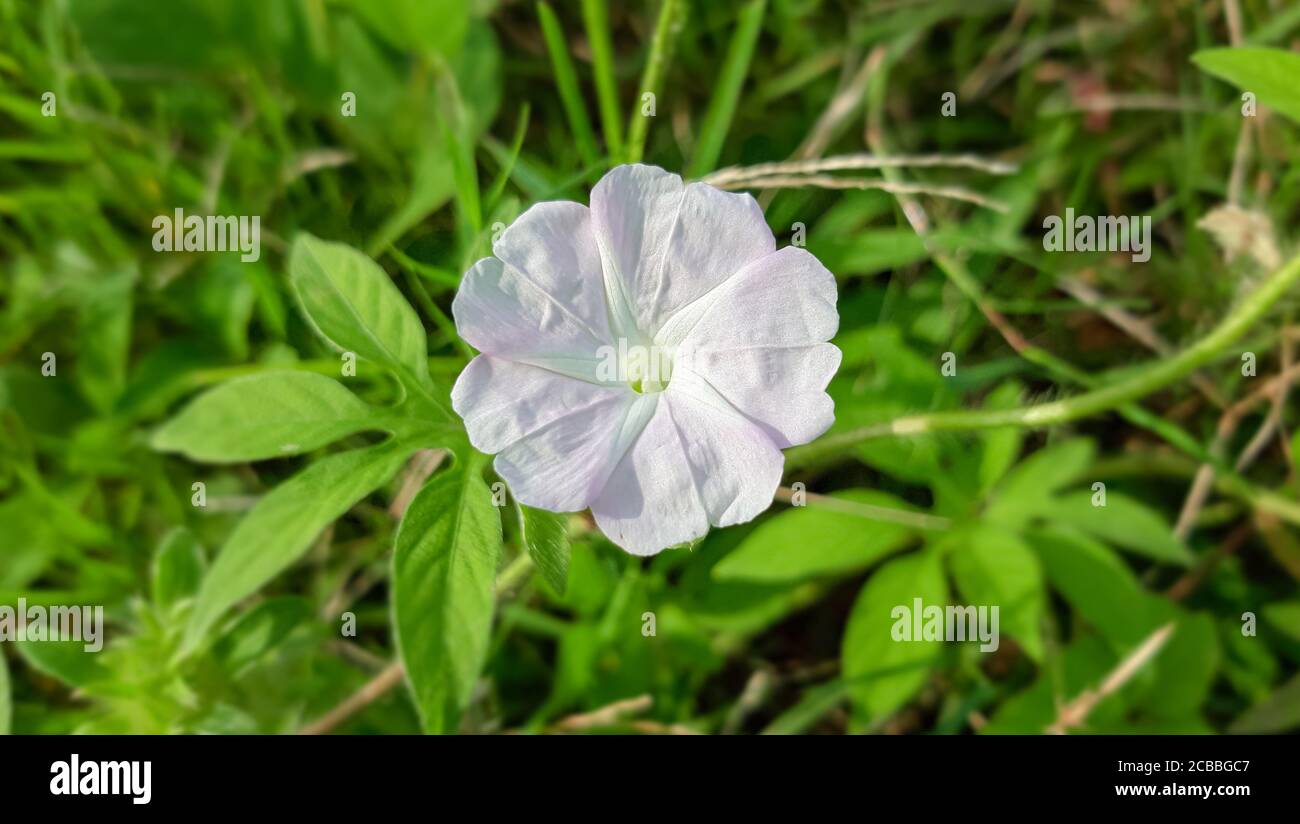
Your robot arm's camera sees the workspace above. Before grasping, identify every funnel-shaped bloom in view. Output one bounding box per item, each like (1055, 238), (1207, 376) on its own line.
(451, 164), (840, 555)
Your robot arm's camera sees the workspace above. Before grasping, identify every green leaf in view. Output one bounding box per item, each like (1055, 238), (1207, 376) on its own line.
(714, 490), (917, 584)
(841, 549), (948, 720)
(985, 438), (1094, 529)
(393, 466), (503, 734)
(151, 527), (205, 610)
(152, 371), (378, 463)
(288, 233), (430, 383)
(537, 1), (600, 169)
(1263, 600), (1300, 642)
(1026, 525), (1149, 645)
(213, 597), (313, 675)
(947, 525), (1045, 659)
(976, 382), (1025, 494)
(1141, 611), (1218, 717)
(1045, 490), (1193, 566)
(342, 0), (469, 58)
(75, 264), (135, 413)
(16, 639), (109, 689)
(182, 438), (415, 653)
(518, 504), (569, 595)
(1193, 47), (1300, 125)
(1229, 672), (1300, 733)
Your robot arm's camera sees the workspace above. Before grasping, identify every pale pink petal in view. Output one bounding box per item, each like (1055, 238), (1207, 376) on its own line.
(451, 355), (627, 454)
(662, 369), (785, 526)
(496, 393), (658, 513)
(590, 399), (709, 555)
(680, 344), (841, 448)
(451, 255), (608, 380)
(659, 246), (838, 350)
(591, 376), (783, 555)
(492, 201), (612, 343)
(590, 164), (774, 338)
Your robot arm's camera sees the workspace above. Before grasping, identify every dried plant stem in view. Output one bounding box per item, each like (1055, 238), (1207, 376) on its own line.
(786, 252), (1300, 468)
(703, 152), (1017, 186)
(549, 694), (654, 732)
(300, 661), (406, 735)
(714, 174), (1009, 212)
(756, 46), (886, 207)
(301, 550), (535, 734)
(1173, 350), (1300, 539)
(1045, 623), (1175, 734)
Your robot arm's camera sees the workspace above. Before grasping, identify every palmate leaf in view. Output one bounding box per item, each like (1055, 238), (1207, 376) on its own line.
(1044, 490), (1192, 566)
(947, 524), (1045, 660)
(393, 465), (502, 734)
(984, 438), (1094, 530)
(713, 489), (916, 584)
(181, 437), (417, 654)
(151, 371), (379, 462)
(841, 548), (948, 721)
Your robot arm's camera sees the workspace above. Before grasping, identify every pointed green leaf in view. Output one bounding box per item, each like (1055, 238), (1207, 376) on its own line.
(842, 549), (948, 720)
(289, 233), (430, 382)
(1047, 490), (1192, 566)
(986, 438), (1094, 529)
(182, 438), (415, 653)
(393, 467), (502, 734)
(151, 527), (205, 610)
(948, 525), (1045, 659)
(1193, 47), (1300, 125)
(152, 371), (378, 463)
(1026, 525), (1148, 645)
(518, 504), (569, 595)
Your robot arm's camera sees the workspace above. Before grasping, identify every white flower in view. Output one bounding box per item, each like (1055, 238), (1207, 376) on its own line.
(450, 164), (840, 555)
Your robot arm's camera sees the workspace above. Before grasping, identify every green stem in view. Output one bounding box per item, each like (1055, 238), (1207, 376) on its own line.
(786, 251), (1300, 468)
(537, 1), (601, 169)
(686, 0), (766, 177)
(581, 0), (623, 159)
(495, 552), (536, 596)
(625, 0), (684, 163)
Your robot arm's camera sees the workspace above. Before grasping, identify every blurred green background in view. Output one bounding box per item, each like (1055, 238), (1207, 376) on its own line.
(1, 0), (1299, 734)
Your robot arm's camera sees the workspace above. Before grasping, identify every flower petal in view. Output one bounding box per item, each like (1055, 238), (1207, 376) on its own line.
(664, 368), (785, 526)
(491, 201), (612, 344)
(590, 399), (709, 555)
(590, 164), (775, 339)
(453, 202), (613, 378)
(660, 245), (839, 350)
(591, 374), (783, 555)
(496, 392), (657, 513)
(451, 355), (628, 454)
(680, 344), (841, 448)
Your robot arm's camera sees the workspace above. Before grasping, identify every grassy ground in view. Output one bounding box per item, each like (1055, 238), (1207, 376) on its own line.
(1, 0), (1299, 734)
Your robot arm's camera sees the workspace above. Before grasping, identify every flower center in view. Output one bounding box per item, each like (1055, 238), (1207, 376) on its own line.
(596, 341), (674, 394)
